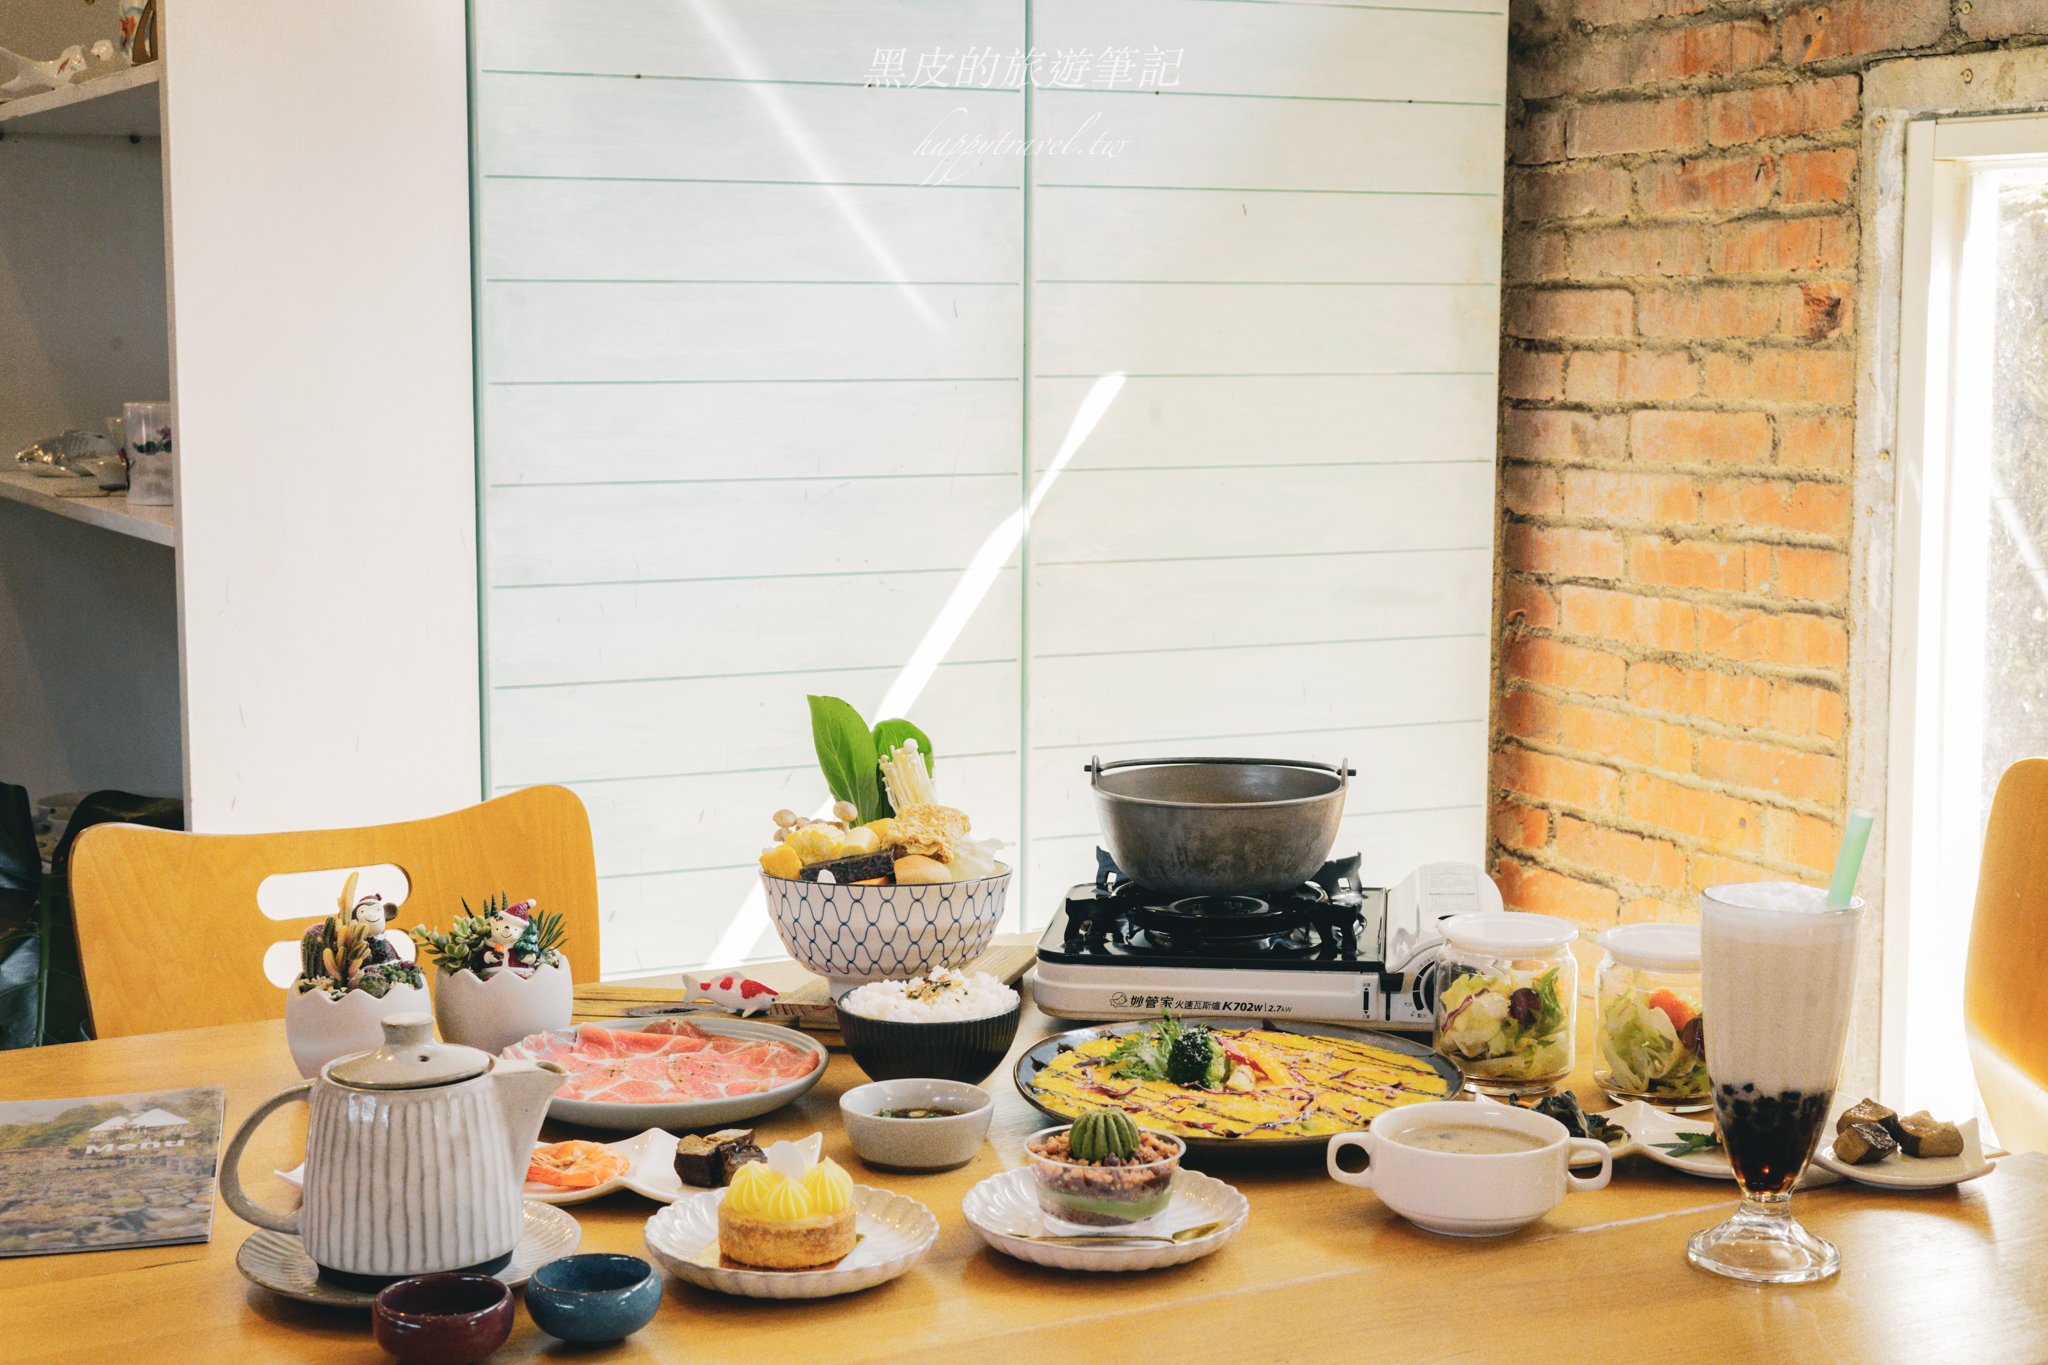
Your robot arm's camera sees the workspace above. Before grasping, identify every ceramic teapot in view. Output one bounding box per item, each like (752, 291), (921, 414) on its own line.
(219, 1012), (565, 1279)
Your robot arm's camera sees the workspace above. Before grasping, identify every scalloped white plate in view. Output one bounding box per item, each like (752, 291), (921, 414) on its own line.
(962, 1167), (1248, 1272)
(643, 1184), (935, 1299)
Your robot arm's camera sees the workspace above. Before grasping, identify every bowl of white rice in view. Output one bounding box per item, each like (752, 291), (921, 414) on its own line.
(835, 970), (1023, 1084)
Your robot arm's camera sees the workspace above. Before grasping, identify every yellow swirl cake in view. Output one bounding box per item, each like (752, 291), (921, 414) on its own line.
(717, 1155), (856, 1269)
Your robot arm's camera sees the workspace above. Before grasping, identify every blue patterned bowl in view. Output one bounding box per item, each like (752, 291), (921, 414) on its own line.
(760, 867), (1011, 988)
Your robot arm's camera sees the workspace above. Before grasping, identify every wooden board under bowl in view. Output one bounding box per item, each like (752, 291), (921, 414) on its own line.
(571, 943), (1038, 1037)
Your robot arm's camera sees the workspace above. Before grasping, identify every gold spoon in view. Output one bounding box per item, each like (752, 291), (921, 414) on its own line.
(1018, 1219), (1229, 1247)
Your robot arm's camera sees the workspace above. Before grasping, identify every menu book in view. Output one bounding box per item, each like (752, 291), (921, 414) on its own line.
(0, 1087), (225, 1258)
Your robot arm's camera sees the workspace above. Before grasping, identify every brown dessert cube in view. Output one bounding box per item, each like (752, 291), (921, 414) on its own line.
(673, 1127), (759, 1187)
(1896, 1111), (1964, 1159)
(1833, 1121), (1897, 1165)
(1836, 1098), (1897, 1137)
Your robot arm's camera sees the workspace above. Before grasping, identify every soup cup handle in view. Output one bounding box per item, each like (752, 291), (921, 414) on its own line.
(1564, 1137), (1613, 1192)
(1326, 1131), (1376, 1190)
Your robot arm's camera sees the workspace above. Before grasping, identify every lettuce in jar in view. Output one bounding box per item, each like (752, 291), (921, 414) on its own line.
(1435, 966), (1570, 1082)
(1599, 980), (1707, 1100)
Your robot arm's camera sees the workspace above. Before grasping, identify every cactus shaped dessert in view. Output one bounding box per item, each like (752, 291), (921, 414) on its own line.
(1068, 1108), (1142, 1164)
(1028, 1107), (1183, 1226)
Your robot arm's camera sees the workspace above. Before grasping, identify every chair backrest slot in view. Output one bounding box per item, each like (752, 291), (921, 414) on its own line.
(68, 786), (600, 1038)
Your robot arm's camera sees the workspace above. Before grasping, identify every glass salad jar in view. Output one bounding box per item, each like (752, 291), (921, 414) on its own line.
(1432, 912), (1578, 1097)
(1594, 923), (1708, 1112)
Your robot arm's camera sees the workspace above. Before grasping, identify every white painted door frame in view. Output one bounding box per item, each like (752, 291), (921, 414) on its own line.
(1883, 110), (2048, 1107)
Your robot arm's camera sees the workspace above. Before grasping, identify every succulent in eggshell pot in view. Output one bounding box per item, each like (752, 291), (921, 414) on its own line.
(412, 894), (573, 1054)
(284, 873), (430, 1078)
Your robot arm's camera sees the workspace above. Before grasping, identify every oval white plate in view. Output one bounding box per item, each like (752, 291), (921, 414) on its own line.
(508, 1016), (828, 1131)
(525, 1127), (691, 1205)
(1816, 1117), (1995, 1189)
(643, 1184), (936, 1300)
(1476, 1096), (1837, 1187)
(234, 1200), (580, 1310)
(285, 1127), (699, 1207)
(962, 1167), (1247, 1272)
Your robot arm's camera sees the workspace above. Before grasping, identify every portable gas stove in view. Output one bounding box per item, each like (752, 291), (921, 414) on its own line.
(1031, 851), (1500, 1031)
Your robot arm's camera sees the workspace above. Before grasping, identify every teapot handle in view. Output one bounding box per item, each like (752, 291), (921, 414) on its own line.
(218, 1082), (311, 1234)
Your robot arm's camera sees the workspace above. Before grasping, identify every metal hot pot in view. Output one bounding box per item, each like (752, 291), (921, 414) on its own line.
(1086, 756), (1352, 895)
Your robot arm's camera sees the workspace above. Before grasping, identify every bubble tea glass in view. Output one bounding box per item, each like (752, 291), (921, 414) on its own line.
(1685, 881), (1861, 1284)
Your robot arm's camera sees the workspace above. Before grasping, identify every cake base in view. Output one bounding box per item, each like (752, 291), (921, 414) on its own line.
(717, 1204), (857, 1270)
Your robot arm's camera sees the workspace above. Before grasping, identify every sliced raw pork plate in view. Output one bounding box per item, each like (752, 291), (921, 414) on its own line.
(504, 1019), (821, 1104)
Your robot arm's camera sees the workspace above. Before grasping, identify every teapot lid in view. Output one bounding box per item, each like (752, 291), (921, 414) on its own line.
(325, 1013), (491, 1090)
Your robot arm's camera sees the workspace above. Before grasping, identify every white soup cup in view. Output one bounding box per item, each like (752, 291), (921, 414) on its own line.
(1326, 1099), (1611, 1237)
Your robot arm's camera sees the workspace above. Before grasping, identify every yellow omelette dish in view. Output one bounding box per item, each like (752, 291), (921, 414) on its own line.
(1029, 1027), (1455, 1140)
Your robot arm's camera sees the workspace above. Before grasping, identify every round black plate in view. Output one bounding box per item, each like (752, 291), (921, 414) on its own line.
(1012, 1017), (1463, 1152)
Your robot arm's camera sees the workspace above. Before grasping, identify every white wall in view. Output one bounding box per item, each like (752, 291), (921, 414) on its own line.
(161, 1), (481, 830)
(473, 0), (1507, 975)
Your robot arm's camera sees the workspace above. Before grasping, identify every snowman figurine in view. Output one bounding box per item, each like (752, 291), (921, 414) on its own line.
(480, 897), (541, 976)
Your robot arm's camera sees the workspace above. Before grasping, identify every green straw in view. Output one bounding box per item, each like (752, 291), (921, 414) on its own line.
(1825, 809), (1875, 907)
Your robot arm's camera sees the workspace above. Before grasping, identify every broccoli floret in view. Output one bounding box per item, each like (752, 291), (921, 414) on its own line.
(1166, 1025), (1219, 1088)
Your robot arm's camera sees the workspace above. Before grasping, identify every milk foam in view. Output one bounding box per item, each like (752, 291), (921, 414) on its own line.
(1699, 882), (1859, 1094)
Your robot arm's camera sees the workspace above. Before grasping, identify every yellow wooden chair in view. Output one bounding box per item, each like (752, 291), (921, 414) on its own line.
(1964, 758), (2048, 1153)
(68, 785), (601, 1038)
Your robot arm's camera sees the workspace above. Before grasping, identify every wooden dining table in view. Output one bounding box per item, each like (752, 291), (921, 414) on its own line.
(5, 953), (2048, 1364)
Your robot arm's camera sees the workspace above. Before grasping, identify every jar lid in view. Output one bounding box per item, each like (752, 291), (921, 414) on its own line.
(1441, 911), (1578, 954)
(325, 1013), (491, 1090)
(1598, 922), (1701, 971)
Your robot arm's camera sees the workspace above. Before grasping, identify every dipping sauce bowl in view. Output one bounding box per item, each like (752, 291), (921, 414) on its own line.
(372, 1273), (514, 1364)
(525, 1253), (662, 1343)
(840, 1078), (994, 1172)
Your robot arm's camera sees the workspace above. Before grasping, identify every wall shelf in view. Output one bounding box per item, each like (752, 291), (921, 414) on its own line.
(0, 467), (174, 546)
(0, 63), (159, 137)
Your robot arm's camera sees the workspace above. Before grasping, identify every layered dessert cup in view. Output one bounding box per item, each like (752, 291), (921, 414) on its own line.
(1025, 1124), (1183, 1229)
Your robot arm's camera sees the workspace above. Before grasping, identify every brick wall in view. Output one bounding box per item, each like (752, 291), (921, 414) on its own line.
(1492, 0), (2048, 928)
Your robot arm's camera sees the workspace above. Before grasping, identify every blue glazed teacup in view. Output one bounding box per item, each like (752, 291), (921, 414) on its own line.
(525, 1254), (662, 1343)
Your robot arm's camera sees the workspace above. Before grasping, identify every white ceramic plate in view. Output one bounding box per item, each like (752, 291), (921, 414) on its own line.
(643, 1184), (936, 1300)
(525, 1127), (699, 1205)
(286, 1128), (698, 1206)
(1476, 1097), (1838, 1187)
(962, 1167), (1248, 1272)
(234, 1200), (580, 1310)
(514, 1016), (828, 1131)
(1816, 1118), (1995, 1189)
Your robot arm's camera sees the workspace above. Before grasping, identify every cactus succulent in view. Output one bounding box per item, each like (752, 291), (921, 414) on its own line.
(294, 882), (425, 1000)
(1068, 1107), (1140, 1163)
(412, 892), (567, 976)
